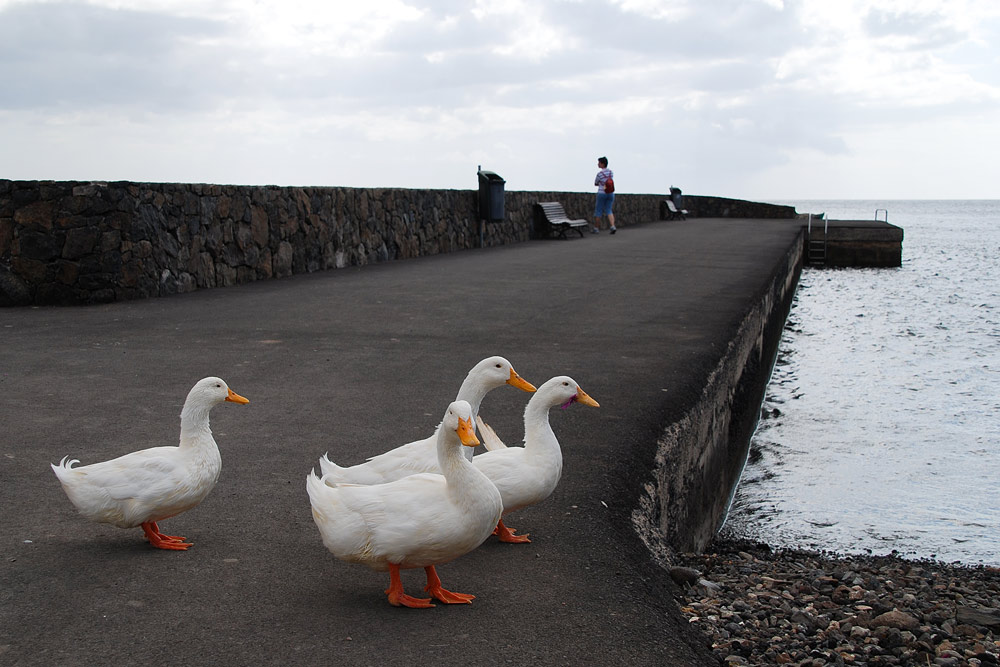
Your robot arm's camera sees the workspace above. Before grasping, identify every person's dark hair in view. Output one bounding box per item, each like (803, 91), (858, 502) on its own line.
(598, 156), (608, 167)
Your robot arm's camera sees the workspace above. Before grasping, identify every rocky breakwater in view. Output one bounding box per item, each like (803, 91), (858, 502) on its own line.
(672, 540), (1000, 666)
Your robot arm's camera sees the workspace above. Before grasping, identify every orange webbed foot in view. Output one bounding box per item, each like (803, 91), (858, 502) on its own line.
(141, 522), (193, 550)
(426, 586), (475, 604)
(386, 590), (435, 608)
(385, 564), (434, 608)
(159, 533), (188, 542)
(424, 566), (474, 604)
(494, 519), (531, 543)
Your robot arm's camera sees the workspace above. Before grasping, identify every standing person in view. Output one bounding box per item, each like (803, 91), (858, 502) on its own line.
(593, 156), (616, 234)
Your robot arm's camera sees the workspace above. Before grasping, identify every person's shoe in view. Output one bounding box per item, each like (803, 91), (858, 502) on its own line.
(610, 226), (617, 234)
(591, 227), (600, 234)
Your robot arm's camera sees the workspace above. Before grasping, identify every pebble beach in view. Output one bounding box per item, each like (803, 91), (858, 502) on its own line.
(673, 539), (1000, 666)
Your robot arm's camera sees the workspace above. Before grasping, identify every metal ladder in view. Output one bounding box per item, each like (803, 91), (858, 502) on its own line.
(806, 213), (828, 266)
(875, 208), (888, 222)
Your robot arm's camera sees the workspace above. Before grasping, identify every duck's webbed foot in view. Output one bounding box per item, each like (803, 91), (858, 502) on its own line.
(385, 563), (434, 608)
(493, 518), (531, 543)
(424, 566), (474, 604)
(141, 521), (193, 550)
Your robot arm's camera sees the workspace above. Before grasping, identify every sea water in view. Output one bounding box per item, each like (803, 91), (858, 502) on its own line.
(721, 200), (1000, 565)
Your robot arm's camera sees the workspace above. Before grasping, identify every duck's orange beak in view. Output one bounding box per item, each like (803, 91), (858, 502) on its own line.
(226, 388), (250, 404)
(574, 386), (599, 408)
(507, 368), (536, 393)
(457, 416), (480, 447)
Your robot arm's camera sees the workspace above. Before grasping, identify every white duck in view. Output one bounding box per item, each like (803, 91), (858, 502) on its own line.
(307, 400), (502, 608)
(318, 356), (534, 484)
(472, 375), (599, 543)
(51, 377), (249, 550)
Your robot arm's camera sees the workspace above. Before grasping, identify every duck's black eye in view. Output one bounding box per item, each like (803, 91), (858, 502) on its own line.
(496, 364), (502, 368)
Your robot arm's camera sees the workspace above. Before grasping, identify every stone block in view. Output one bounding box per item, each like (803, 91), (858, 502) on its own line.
(236, 266), (255, 283)
(62, 227), (100, 259)
(273, 241), (293, 278)
(183, 190), (199, 216)
(0, 218), (13, 257)
(200, 196), (218, 222)
(72, 183), (104, 198)
(176, 272), (197, 293)
(204, 223), (223, 253)
(34, 282), (74, 305)
(217, 195), (232, 219)
(155, 229), (180, 260)
(18, 230), (63, 261)
(56, 261), (79, 285)
(216, 263), (237, 287)
(14, 200), (55, 230)
(257, 247), (272, 278)
(221, 242), (243, 268)
(132, 205), (161, 241)
(89, 288), (116, 303)
(120, 261), (141, 288)
(158, 269), (178, 296)
(192, 252), (216, 288)
(235, 222), (253, 251)
(251, 205), (269, 247)
(77, 272), (113, 291)
(0, 266), (32, 306)
(12, 256), (48, 282)
(104, 211), (130, 231)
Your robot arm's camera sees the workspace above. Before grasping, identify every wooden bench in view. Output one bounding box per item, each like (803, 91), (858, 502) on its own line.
(534, 202), (589, 239)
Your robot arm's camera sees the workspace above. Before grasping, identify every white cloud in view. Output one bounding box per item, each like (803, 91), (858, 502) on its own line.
(1, 0), (998, 198)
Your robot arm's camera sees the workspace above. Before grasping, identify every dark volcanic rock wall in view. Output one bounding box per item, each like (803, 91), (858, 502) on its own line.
(0, 179), (795, 306)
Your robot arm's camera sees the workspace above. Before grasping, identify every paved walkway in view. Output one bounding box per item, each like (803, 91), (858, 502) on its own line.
(1, 217), (805, 666)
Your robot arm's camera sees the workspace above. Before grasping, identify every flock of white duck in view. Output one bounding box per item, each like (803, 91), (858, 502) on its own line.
(51, 357), (599, 608)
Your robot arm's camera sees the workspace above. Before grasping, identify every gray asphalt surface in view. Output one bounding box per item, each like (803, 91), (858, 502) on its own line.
(1, 217), (804, 666)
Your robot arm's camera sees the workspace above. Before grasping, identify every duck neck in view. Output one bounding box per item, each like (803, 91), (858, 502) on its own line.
(437, 436), (479, 484)
(179, 402), (214, 447)
(454, 376), (488, 418)
(522, 398), (558, 458)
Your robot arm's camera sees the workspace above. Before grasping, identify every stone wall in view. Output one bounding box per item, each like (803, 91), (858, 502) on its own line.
(633, 229), (804, 557)
(0, 179), (794, 306)
(679, 194), (797, 219)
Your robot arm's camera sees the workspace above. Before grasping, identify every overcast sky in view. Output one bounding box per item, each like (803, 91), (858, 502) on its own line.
(1, 0), (998, 200)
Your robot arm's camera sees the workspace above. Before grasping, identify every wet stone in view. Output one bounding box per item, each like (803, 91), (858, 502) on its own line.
(674, 539), (1000, 666)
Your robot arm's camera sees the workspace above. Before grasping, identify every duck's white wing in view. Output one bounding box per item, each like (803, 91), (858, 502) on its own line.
(311, 472), (470, 567)
(52, 447), (195, 527)
(75, 448), (189, 499)
(472, 448), (525, 488)
(346, 474), (496, 567)
(476, 416), (507, 451)
(362, 435), (441, 473)
(471, 447), (553, 515)
(319, 433), (442, 484)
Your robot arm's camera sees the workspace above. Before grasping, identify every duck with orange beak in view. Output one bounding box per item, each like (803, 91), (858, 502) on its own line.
(51, 376), (249, 550)
(307, 400), (502, 608)
(473, 376), (600, 543)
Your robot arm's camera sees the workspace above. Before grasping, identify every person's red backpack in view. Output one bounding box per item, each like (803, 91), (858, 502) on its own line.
(604, 177), (614, 193)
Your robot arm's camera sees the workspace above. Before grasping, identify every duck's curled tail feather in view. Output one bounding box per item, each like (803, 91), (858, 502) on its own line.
(51, 455), (80, 479)
(317, 453), (348, 479)
(306, 469), (337, 523)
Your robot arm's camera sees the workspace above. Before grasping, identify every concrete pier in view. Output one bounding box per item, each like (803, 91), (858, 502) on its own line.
(805, 218), (904, 267)
(2, 217), (811, 665)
